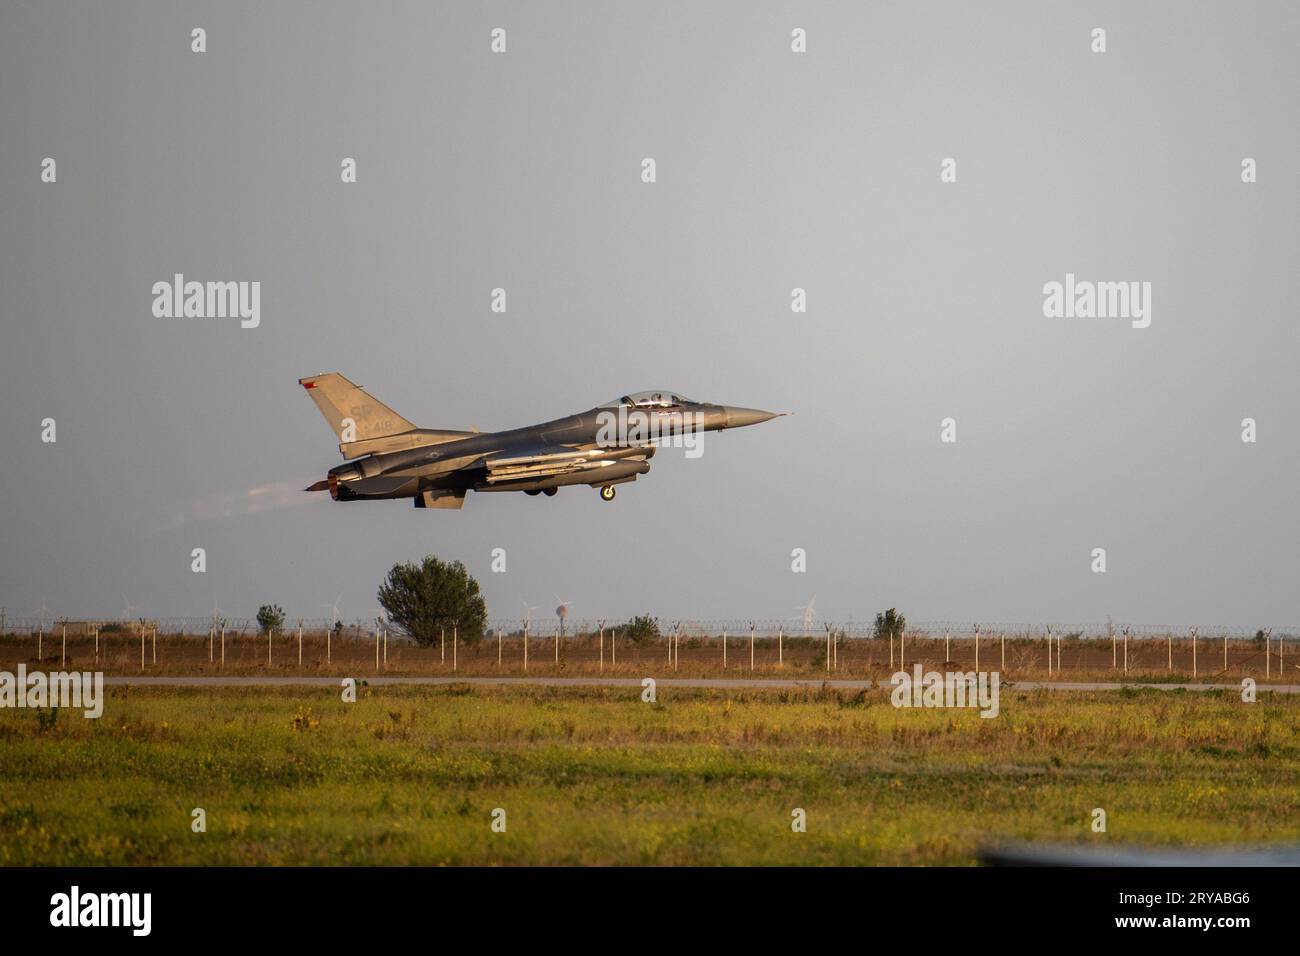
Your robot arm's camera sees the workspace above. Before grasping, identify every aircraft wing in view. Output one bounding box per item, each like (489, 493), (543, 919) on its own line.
(480, 444), (651, 484)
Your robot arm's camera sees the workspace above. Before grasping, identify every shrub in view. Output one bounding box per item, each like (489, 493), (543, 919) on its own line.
(873, 608), (906, 641)
(256, 604), (286, 635)
(622, 614), (660, 647)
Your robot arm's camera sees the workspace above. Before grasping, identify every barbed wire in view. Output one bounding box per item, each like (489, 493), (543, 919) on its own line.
(0, 612), (1294, 640)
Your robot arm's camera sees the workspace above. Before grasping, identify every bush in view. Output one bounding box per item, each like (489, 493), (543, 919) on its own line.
(873, 608), (905, 641)
(377, 556), (487, 646)
(622, 614), (660, 647)
(257, 604), (286, 635)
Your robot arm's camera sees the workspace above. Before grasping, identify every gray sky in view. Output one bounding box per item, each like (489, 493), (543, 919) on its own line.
(2, 1), (1297, 630)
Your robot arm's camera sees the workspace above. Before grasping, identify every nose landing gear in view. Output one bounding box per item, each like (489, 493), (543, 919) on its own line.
(599, 485), (616, 502)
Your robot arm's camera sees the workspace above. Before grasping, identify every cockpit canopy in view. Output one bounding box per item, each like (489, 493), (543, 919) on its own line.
(600, 390), (699, 408)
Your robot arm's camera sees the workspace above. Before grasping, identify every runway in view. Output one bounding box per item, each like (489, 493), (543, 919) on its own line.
(100, 675), (1300, 693)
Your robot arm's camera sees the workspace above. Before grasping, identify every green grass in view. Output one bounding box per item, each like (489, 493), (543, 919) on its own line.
(1, 684), (1298, 865)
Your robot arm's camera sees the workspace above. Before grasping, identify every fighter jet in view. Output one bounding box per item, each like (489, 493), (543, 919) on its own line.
(299, 373), (786, 509)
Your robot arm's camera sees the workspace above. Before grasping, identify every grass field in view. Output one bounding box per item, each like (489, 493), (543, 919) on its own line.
(2, 683), (1298, 865)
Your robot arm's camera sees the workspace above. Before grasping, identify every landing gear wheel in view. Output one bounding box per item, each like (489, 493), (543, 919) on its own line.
(599, 485), (616, 502)
(543, 487), (558, 497)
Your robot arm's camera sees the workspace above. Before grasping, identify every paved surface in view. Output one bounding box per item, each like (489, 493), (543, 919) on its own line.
(100, 675), (1300, 692)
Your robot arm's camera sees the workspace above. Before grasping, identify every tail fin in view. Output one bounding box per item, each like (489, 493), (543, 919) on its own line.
(298, 373), (417, 443)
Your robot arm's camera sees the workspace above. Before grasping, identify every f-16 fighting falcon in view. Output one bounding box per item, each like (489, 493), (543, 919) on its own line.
(300, 373), (786, 509)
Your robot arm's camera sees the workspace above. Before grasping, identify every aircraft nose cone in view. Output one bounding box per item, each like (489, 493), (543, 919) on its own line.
(723, 406), (781, 429)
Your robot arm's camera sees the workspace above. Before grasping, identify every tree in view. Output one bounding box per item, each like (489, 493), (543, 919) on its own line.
(377, 556), (487, 646)
(256, 604), (286, 635)
(873, 608), (905, 641)
(622, 614), (660, 648)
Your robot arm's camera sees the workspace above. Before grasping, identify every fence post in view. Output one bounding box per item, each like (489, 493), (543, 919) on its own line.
(722, 630), (727, 669)
(220, 625), (225, 667)
(1110, 622), (1116, 669)
(599, 624), (604, 673)
(523, 625), (528, 671)
(62, 624), (66, 667)
(973, 624), (979, 673)
(453, 623), (458, 672)
(1265, 628), (1270, 679)
(1000, 632), (1005, 671)
(140, 628), (145, 670)
(1167, 631), (1172, 673)
(1192, 628), (1197, 679)
(298, 620), (303, 667)
(327, 625), (331, 664)
(945, 629), (950, 663)
(779, 626), (783, 666)
(751, 623), (756, 673)
(498, 628), (503, 669)
(611, 629), (615, 667)
(95, 626), (100, 664)
(441, 625), (445, 664)
(1123, 627), (1128, 675)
